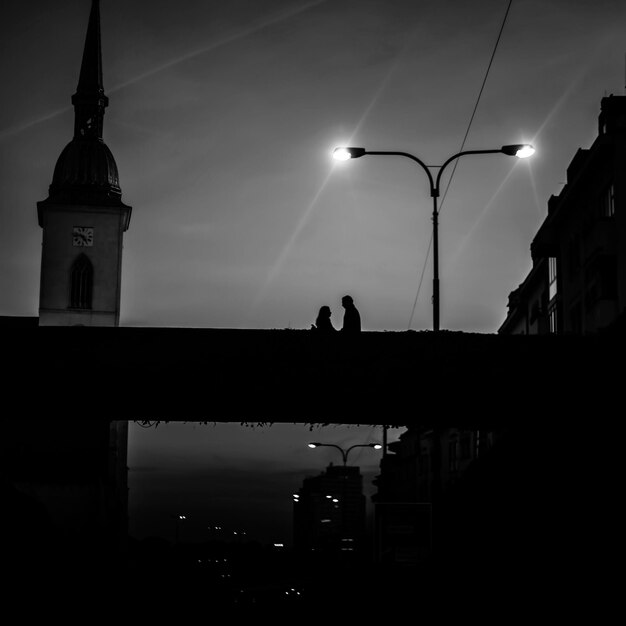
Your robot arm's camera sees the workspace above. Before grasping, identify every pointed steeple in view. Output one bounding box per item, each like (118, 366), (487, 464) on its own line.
(42, 0), (128, 208)
(71, 0), (109, 140)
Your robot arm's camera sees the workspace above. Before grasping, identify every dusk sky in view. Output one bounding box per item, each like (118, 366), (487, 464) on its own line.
(128, 422), (397, 545)
(2, 0), (625, 544)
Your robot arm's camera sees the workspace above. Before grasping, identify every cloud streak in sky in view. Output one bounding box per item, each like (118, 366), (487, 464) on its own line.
(0, 0), (329, 143)
(109, 0), (330, 94)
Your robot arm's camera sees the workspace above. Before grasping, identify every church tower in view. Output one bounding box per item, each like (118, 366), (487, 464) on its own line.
(37, 0), (131, 326)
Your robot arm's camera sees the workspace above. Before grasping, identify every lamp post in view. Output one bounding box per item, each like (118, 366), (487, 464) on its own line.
(307, 442), (382, 466)
(332, 143), (535, 332)
(308, 442), (381, 552)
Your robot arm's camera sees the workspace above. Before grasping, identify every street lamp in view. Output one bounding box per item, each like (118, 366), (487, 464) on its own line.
(307, 442), (382, 466)
(332, 143), (535, 331)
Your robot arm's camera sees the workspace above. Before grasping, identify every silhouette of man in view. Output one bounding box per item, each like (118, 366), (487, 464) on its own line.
(341, 295), (361, 332)
(312, 305), (336, 332)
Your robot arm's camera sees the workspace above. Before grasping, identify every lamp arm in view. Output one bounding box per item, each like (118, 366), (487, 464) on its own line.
(365, 151), (436, 197)
(435, 149), (503, 196)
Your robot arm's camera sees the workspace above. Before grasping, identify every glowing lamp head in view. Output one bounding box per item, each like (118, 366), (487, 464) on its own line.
(333, 147), (366, 161)
(515, 145), (535, 158)
(333, 147), (352, 161)
(308, 443), (319, 449)
(501, 144), (535, 158)
(372, 444), (383, 450)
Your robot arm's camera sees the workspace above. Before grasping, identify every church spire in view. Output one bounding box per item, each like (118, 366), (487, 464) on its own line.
(44, 0), (127, 207)
(71, 0), (108, 140)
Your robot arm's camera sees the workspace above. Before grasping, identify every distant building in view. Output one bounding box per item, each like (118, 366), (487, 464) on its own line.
(293, 464), (366, 558)
(500, 95), (626, 335)
(373, 427), (496, 505)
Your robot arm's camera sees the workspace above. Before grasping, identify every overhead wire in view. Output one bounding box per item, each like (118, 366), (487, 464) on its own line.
(407, 0), (515, 329)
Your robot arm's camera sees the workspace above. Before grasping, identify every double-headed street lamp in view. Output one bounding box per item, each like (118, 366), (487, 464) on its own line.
(307, 442), (382, 466)
(333, 143), (535, 332)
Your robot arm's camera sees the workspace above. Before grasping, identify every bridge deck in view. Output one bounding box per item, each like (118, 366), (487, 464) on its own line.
(4, 326), (620, 426)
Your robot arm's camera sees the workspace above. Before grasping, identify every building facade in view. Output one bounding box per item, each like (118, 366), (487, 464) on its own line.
(500, 95), (626, 335)
(373, 427), (496, 505)
(293, 464), (366, 558)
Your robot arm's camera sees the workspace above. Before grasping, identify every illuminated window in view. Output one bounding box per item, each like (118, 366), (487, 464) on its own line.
(548, 302), (558, 334)
(70, 254), (93, 309)
(601, 184), (615, 217)
(548, 257), (558, 301)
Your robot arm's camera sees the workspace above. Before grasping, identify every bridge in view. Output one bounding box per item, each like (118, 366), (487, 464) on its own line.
(4, 325), (620, 425)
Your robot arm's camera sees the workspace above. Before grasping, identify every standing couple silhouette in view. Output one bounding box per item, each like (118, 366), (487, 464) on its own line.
(312, 295), (361, 333)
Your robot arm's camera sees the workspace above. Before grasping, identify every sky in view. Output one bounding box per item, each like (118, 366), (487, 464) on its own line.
(128, 421), (400, 546)
(2, 0), (625, 545)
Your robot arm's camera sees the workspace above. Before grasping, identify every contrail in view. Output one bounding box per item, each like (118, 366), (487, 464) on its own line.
(0, 106), (71, 142)
(250, 33), (416, 314)
(108, 0), (329, 94)
(0, 0), (329, 142)
(249, 164), (338, 315)
(446, 160), (520, 269)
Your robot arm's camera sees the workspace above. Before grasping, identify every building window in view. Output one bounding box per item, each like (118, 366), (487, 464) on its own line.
(70, 254), (93, 309)
(530, 300), (541, 323)
(586, 255), (617, 306)
(568, 235), (581, 277)
(448, 439), (458, 472)
(569, 301), (582, 334)
(601, 184), (615, 218)
(548, 257), (558, 301)
(599, 256), (617, 299)
(548, 302), (558, 334)
(459, 434), (471, 461)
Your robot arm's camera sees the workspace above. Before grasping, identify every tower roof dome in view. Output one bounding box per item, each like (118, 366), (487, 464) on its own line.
(49, 137), (122, 205)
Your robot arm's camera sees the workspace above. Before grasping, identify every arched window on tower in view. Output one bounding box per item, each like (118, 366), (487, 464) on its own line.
(70, 254), (93, 309)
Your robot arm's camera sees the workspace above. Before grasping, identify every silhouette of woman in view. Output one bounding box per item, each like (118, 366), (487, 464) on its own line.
(313, 305), (336, 332)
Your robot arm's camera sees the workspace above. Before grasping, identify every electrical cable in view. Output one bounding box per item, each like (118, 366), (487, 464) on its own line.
(407, 0), (514, 329)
